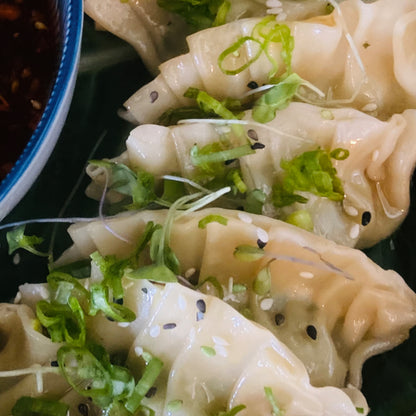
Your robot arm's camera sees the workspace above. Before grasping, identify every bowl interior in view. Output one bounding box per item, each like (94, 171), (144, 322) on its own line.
(0, 0), (83, 220)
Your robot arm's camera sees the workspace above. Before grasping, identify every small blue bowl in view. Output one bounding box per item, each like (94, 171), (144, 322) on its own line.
(0, 0), (83, 220)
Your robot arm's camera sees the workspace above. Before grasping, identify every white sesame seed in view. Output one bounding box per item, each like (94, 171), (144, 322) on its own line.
(372, 150), (380, 162)
(349, 224), (360, 240)
(134, 346), (143, 356)
(149, 325), (160, 338)
(13, 253), (20, 265)
(238, 212), (252, 224)
(185, 268), (196, 279)
(212, 336), (229, 346)
(299, 271), (314, 279)
(260, 298), (274, 310)
(178, 294), (187, 311)
(343, 204), (359, 217)
(361, 103), (378, 112)
(214, 345), (228, 358)
(256, 227), (269, 243)
(118, 322), (130, 328)
(14, 292), (22, 304)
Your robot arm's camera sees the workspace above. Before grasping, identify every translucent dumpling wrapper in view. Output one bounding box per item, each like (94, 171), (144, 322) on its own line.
(0, 281), (368, 416)
(56, 208), (416, 389)
(84, 0), (333, 74)
(124, 0), (416, 123)
(86, 104), (416, 249)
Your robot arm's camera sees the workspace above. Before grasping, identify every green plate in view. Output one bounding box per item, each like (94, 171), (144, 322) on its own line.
(0, 16), (415, 416)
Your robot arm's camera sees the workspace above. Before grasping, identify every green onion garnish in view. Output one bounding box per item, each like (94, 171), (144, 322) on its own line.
(125, 355), (163, 413)
(12, 397), (69, 416)
(198, 214), (228, 229)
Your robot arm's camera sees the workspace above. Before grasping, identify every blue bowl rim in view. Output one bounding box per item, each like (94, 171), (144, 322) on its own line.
(0, 0), (84, 218)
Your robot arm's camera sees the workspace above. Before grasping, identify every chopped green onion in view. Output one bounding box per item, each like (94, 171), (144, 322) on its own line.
(216, 404), (246, 416)
(167, 399), (184, 412)
(47, 271), (89, 305)
(253, 265), (271, 296)
(90, 251), (129, 301)
(36, 297), (86, 346)
(125, 355), (163, 413)
(12, 397), (69, 416)
(252, 73), (303, 123)
(330, 148), (350, 160)
(234, 245), (265, 262)
(185, 87), (239, 120)
(244, 189), (266, 214)
(191, 143), (254, 168)
(58, 345), (114, 407)
(89, 284), (136, 322)
(201, 346), (216, 357)
(198, 214), (228, 229)
(285, 210), (314, 232)
(228, 169), (247, 194)
(212, 0), (230, 26)
(356, 408), (365, 414)
(272, 148), (347, 208)
(126, 264), (178, 283)
(232, 283), (247, 293)
(6, 225), (48, 257)
(264, 386), (284, 416)
(218, 36), (263, 76)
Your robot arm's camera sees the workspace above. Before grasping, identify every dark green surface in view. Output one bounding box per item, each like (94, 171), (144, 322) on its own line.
(0, 15), (415, 416)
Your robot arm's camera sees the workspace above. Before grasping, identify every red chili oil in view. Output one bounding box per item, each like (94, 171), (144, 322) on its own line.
(0, 0), (60, 181)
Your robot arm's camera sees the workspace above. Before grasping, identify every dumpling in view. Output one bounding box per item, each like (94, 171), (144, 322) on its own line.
(0, 304), (71, 414)
(124, 0), (416, 123)
(56, 208), (416, 389)
(0, 281), (368, 416)
(86, 104), (416, 248)
(84, 0), (333, 74)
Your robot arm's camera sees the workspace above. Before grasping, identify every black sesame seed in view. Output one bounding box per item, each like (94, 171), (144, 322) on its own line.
(196, 299), (206, 313)
(114, 298), (123, 305)
(50, 360), (58, 367)
(78, 403), (89, 416)
(106, 316), (115, 322)
(145, 386), (157, 398)
(141, 287), (148, 294)
(274, 313), (285, 326)
(361, 211), (371, 226)
(257, 239), (267, 249)
(306, 325), (317, 340)
(251, 142), (265, 150)
(247, 81), (259, 89)
(150, 91), (159, 103)
(224, 158), (237, 165)
(163, 323), (177, 330)
(247, 129), (258, 141)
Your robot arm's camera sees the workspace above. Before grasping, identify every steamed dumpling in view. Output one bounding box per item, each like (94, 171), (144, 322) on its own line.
(124, 0), (416, 123)
(0, 281), (368, 416)
(84, 0), (333, 74)
(87, 104), (416, 248)
(57, 208), (416, 389)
